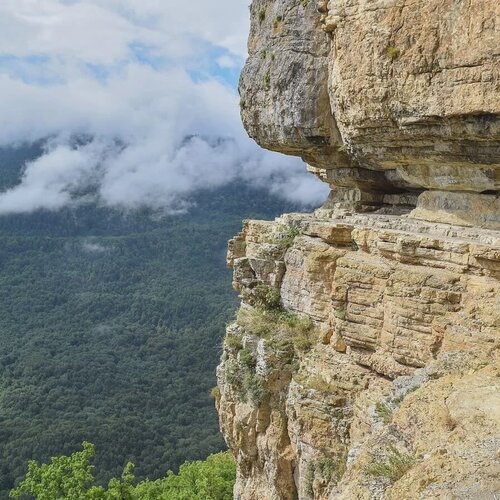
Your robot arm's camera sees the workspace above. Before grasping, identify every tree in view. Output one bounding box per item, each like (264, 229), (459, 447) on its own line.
(10, 443), (235, 500)
(133, 452), (236, 500)
(10, 442), (134, 500)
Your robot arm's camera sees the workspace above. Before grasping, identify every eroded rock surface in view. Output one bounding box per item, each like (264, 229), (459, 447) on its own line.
(216, 0), (499, 498)
(217, 214), (500, 499)
(240, 0), (499, 228)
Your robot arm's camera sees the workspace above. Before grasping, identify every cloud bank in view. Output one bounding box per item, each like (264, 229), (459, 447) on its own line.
(0, 0), (329, 214)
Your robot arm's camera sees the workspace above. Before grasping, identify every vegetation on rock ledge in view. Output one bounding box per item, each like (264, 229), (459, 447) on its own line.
(365, 445), (417, 482)
(221, 285), (317, 405)
(236, 305), (315, 353)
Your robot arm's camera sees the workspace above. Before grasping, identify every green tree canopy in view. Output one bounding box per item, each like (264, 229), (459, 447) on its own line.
(10, 443), (235, 500)
(133, 452), (236, 500)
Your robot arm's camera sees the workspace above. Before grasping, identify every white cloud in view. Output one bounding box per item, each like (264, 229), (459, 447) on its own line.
(0, 0), (329, 215)
(216, 55), (238, 69)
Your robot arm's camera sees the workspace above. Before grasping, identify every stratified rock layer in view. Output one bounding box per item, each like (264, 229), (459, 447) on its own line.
(240, 0), (500, 228)
(217, 0), (500, 498)
(217, 214), (500, 499)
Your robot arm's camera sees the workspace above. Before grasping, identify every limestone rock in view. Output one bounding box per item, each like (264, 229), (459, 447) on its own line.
(216, 213), (500, 499)
(217, 0), (500, 497)
(240, 0), (500, 225)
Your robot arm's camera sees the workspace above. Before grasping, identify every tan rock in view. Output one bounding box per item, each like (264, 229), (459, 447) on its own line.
(217, 0), (500, 497)
(411, 191), (500, 230)
(217, 212), (500, 499)
(239, 0), (499, 222)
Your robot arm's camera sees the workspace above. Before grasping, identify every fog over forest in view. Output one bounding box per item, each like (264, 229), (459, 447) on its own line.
(0, 0), (328, 215)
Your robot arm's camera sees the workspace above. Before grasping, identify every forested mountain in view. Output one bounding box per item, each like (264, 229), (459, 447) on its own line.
(0, 146), (302, 496)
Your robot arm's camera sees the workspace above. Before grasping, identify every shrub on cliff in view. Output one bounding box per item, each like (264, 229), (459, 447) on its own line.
(236, 306), (314, 351)
(252, 284), (281, 310)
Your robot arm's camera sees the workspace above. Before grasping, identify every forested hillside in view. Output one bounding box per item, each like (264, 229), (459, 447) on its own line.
(0, 146), (301, 496)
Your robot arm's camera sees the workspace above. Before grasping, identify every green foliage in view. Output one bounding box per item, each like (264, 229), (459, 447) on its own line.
(134, 452), (236, 500)
(10, 441), (100, 499)
(291, 333), (313, 353)
(260, 49), (267, 60)
(10, 443), (235, 500)
(222, 351), (268, 406)
(281, 313), (314, 335)
(224, 333), (243, 351)
(210, 387), (221, 400)
(375, 402), (393, 424)
(0, 146), (303, 495)
(365, 445), (416, 482)
(385, 45), (400, 61)
(265, 335), (296, 367)
(252, 284), (281, 310)
(246, 308), (312, 368)
(305, 464), (315, 497)
(334, 304), (346, 320)
(268, 224), (302, 248)
(238, 348), (256, 369)
(236, 307), (279, 337)
(302, 0), (310, 6)
(224, 358), (241, 388)
(9, 442), (136, 500)
(241, 373), (268, 405)
(300, 374), (332, 393)
(233, 304), (315, 398)
(236, 307), (314, 346)
(258, 10), (265, 23)
(304, 453), (347, 496)
(264, 70), (271, 90)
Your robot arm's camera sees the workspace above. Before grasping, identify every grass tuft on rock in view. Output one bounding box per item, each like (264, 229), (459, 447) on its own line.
(237, 307), (314, 346)
(224, 333), (243, 351)
(375, 402), (393, 424)
(210, 386), (221, 400)
(365, 445), (416, 482)
(305, 452), (348, 496)
(385, 45), (400, 61)
(268, 224), (302, 248)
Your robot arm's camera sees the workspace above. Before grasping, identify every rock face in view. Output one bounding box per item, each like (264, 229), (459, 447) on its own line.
(240, 0), (500, 229)
(216, 1), (500, 499)
(217, 215), (500, 499)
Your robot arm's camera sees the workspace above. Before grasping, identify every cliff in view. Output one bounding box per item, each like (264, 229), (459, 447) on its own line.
(216, 1), (500, 498)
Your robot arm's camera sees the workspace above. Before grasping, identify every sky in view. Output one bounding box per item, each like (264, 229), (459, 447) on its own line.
(0, 0), (328, 214)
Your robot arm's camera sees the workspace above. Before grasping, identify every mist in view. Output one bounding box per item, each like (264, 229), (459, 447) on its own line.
(0, 0), (329, 214)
